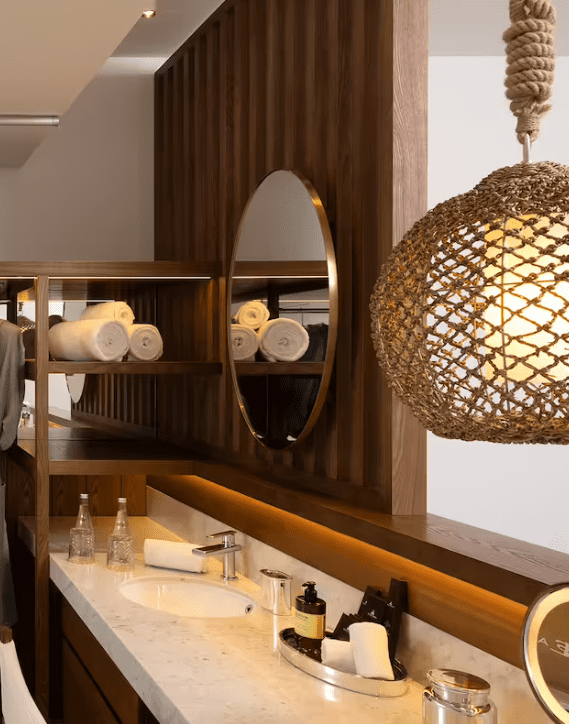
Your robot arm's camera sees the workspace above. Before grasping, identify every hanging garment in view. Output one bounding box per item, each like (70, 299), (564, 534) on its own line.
(0, 320), (25, 451)
(0, 320), (25, 626)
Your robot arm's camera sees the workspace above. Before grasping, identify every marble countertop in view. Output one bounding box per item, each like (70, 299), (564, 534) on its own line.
(21, 517), (424, 724)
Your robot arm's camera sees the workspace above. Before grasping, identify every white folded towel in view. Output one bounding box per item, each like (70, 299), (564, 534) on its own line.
(48, 320), (129, 362)
(231, 324), (259, 361)
(127, 324), (163, 361)
(258, 318), (310, 362)
(321, 638), (357, 674)
(80, 301), (135, 326)
(349, 622), (395, 680)
(234, 301), (270, 330)
(143, 539), (205, 573)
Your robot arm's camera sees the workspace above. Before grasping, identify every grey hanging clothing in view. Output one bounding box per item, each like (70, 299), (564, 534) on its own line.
(0, 482), (17, 626)
(0, 320), (25, 626)
(0, 320), (25, 452)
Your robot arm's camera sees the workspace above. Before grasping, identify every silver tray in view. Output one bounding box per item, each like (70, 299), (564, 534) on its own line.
(278, 628), (409, 698)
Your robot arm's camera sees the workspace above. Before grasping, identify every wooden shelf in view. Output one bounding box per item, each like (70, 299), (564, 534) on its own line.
(233, 261), (328, 277)
(234, 362), (324, 376)
(25, 360), (222, 378)
(17, 427), (203, 475)
(0, 260), (221, 280)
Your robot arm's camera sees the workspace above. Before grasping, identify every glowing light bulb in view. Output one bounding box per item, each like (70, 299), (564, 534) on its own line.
(483, 214), (569, 384)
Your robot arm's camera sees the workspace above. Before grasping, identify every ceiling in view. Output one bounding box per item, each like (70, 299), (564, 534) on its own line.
(0, 0), (157, 167)
(1, 0), (568, 168)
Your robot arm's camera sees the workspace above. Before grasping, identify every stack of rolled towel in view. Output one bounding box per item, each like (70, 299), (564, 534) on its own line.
(231, 300), (310, 363)
(320, 622), (395, 680)
(48, 301), (164, 362)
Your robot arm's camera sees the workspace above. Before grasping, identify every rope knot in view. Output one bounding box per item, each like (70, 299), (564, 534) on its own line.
(504, 0), (557, 143)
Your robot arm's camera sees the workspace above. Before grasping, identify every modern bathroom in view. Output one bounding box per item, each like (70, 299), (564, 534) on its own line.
(0, 1), (568, 723)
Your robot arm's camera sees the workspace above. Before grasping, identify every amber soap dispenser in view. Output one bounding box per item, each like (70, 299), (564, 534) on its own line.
(294, 581), (326, 661)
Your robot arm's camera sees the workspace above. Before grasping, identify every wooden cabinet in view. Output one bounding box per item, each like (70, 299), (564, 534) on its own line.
(61, 597), (159, 724)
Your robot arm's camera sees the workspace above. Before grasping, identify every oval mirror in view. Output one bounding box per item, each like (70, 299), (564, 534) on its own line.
(523, 583), (569, 723)
(228, 170), (337, 449)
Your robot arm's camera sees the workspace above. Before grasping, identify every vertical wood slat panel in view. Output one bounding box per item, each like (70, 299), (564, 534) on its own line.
(152, 0), (428, 513)
(335, 0), (355, 484)
(350, 0), (366, 487)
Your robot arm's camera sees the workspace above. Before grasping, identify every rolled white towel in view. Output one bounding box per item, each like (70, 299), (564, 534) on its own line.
(80, 301), (135, 326)
(143, 539), (204, 573)
(234, 301), (270, 330)
(258, 318), (310, 362)
(321, 638), (357, 674)
(127, 324), (163, 361)
(231, 324), (259, 361)
(48, 320), (129, 362)
(349, 622), (395, 680)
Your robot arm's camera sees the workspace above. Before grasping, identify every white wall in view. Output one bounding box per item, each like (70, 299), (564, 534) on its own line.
(428, 57), (569, 553)
(1, 57), (157, 261)
(0, 57), (162, 411)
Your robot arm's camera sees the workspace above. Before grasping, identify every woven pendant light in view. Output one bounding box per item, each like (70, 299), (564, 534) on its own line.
(370, 0), (569, 444)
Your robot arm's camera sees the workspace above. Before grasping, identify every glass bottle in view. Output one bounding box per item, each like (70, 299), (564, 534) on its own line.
(106, 497), (135, 571)
(68, 493), (95, 564)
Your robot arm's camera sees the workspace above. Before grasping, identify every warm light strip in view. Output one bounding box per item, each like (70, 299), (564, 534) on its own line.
(0, 276), (211, 281)
(234, 275), (328, 279)
(48, 276), (211, 280)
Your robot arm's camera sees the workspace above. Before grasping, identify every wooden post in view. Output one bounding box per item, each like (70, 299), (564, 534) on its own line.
(34, 275), (50, 716)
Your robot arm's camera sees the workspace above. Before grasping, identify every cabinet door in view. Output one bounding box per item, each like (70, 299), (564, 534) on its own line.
(63, 639), (121, 724)
(61, 599), (141, 724)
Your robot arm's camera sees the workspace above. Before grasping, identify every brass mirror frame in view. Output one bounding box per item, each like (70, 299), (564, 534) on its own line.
(227, 169), (338, 449)
(523, 582), (569, 724)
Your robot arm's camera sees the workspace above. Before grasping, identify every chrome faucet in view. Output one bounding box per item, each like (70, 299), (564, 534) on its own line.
(192, 530), (242, 581)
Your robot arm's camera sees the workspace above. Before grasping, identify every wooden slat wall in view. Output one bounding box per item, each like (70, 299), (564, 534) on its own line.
(151, 0), (428, 512)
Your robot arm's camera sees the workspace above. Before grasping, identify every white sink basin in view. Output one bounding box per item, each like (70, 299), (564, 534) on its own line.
(119, 575), (257, 618)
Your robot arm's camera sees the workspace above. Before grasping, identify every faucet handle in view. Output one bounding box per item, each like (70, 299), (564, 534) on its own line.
(207, 530), (237, 547)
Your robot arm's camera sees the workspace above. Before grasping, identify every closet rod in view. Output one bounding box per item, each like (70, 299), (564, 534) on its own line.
(0, 115), (59, 126)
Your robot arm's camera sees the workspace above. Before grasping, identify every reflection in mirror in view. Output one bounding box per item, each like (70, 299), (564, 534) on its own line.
(523, 583), (569, 723)
(228, 170), (337, 449)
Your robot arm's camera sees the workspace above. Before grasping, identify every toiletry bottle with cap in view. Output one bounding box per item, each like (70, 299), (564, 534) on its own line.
(294, 581), (326, 661)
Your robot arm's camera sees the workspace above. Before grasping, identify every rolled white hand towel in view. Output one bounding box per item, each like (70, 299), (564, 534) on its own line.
(48, 320), (129, 362)
(349, 622), (395, 680)
(80, 301), (135, 326)
(231, 324), (259, 361)
(234, 301), (270, 330)
(127, 324), (163, 361)
(321, 638), (357, 674)
(143, 539), (205, 573)
(258, 318), (309, 362)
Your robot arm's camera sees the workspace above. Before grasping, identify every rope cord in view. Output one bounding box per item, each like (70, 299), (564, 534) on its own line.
(503, 0), (556, 143)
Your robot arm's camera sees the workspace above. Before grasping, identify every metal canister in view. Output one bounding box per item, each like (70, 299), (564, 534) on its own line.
(259, 569), (292, 615)
(423, 669), (497, 723)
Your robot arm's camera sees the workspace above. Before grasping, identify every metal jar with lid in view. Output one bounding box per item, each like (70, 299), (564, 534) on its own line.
(423, 669), (497, 723)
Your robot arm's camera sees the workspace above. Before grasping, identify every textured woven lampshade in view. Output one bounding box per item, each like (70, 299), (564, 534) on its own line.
(370, 161), (569, 444)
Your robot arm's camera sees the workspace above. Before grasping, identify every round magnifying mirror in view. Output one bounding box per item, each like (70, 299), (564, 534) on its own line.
(228, 170), (337, 449)
(523, 583), (569, 723)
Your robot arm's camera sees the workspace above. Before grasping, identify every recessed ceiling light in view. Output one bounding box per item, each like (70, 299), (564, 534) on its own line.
(141, 10), (156, 18)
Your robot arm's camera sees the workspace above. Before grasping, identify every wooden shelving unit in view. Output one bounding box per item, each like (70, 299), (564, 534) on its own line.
(1, 262), (221, 717)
